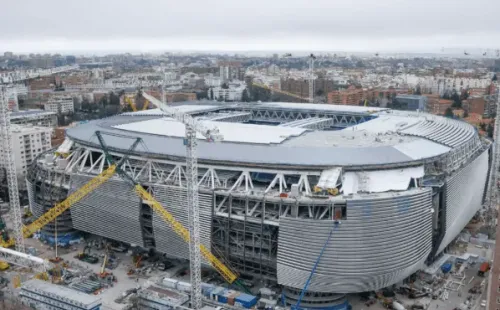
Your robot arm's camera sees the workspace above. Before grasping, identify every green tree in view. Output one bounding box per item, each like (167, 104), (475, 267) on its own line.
(487, 123), (494, 138)
(415, 85), (422, 95)
(493, 74), (497, 81)
(196, 89), (208, 100)
(221, 83), (229, 89)
(451, 92), (462, 108)
(463, 110), (469, 118)
(241, 89), (250, 102)
(479, 122), (487, 131)
(444, 107), (454, 118)
(210, 88), (214, 100)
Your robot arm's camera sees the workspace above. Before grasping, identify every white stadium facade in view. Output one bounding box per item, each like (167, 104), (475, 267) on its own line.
(26, 102), (490, 310)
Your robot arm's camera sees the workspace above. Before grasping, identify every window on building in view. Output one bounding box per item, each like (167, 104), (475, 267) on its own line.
(497, 297), (500, 304)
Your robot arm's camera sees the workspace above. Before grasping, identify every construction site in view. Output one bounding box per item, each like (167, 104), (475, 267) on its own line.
(0, 67), (499, 310)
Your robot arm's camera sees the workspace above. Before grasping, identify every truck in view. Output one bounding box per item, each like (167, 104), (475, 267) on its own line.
(478, 262), (490, 276)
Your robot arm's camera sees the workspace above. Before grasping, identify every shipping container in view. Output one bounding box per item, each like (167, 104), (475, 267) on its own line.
(216, 288), (229, 303)
(235, 293), (258, 308)
(210, 287), (224, 301)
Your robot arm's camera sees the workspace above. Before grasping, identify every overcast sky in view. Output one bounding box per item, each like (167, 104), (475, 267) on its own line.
(1, 0), (499, 54)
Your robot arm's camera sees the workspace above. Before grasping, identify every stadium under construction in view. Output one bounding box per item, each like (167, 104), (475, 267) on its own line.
(26, 101), (490, 309)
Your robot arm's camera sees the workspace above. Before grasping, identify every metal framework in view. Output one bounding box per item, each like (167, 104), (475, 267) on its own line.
(142, 91), (224, 310)
(244, 107), (371, 127)
(308, 54), (316, 103)
(0, 247), (52, 273)
(0, 86), (25, 252)
(484, 83), (500, 234)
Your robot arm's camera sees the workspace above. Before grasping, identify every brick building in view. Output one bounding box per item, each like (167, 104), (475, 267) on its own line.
(427, 98), (453, 115)
(280, 78), (337, 99)
(327, 87), (377, 105)
(463, 97), (487, 116)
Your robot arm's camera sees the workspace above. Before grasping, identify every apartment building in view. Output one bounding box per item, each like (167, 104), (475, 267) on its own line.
(463, 97), (487, 116)
(0, 125), (52, 177)
(212, 84), (246, 101)
(45, 96), (74, 114)
(327, 87), (377, 105)
(11, 110), (58, 128)
(427, 99), (453, 115)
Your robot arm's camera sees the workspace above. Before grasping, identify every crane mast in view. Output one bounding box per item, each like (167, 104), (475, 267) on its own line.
(185, 127), (203, 310)
(0, 86), (25, 252)
(141, 91), (222, 310)
(309, 54), (316, 103)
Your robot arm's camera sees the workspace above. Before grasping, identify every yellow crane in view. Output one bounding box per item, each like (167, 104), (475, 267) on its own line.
(1, 132), (242, 288)
(136, 186), (237, 283)
(0, 134), (142, 249)
(0, 165), (117, 248)
(124, 96), (149, 112)
(95, 131), (241, 286)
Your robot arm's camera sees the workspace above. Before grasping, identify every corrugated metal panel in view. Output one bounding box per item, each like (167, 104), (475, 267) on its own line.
(69, 174), (144, 246)
(151, 184), (212, 260)
(277, 188), (433, 293)
(436, 149), (489, 253)
(25, 179), (41, 217)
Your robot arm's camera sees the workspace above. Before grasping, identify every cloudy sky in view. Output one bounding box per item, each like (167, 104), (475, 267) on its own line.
(0, 0), (499, 54)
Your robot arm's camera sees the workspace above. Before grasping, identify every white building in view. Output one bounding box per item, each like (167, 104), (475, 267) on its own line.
(204, 74), (222, 87)
(212, 83), (247, 101)
(45, 96), (74, 114)
(11, 110), (58, 128)
(180, 72), (202, 88)
(0, 125), (52, 177)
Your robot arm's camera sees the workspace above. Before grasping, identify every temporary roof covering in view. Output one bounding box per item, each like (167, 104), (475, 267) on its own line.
(263, 102), (387, 113)
(113, 118), (307, 144)
(121, 105), (221, 116)
(316, 167), (342, 189)
(342, 166), (425, 195)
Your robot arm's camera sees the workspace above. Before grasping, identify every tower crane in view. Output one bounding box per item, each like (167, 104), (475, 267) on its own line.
(141, 91), (223, 310)
(0, 86), (25, 252)
(309, 53), (316, 103)
(0, 66), (77, 253)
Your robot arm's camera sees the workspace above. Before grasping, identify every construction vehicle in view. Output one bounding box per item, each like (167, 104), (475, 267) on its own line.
(99, 253), (110, 278)
(75, 245), (99, 264)
(478, 262), (490, 276)
(0, 261), (9, 271)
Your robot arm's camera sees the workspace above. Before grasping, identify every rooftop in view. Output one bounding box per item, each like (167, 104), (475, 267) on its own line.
(10, 109), (56, 119)
(65, 102), (478, 169)
(21, 279), (101, 308)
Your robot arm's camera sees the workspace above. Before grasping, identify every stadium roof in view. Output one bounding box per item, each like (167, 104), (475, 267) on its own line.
(66, 102), (477, 169)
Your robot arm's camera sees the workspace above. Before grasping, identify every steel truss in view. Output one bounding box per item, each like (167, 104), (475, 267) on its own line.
(244, 108), (371, 127)
(0, 247), (52, 273)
